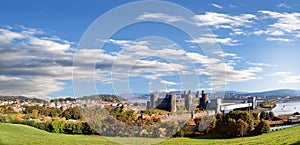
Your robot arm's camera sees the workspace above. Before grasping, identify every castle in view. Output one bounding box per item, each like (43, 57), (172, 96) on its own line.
(146, 90), (209, 112)
(146, 90), (258, 114)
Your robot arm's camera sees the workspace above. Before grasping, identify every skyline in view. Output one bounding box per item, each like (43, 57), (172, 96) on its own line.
(1, 0), (300, 99)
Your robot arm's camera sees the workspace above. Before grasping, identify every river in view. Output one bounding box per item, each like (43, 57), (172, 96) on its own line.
(272, 101), (300, 115)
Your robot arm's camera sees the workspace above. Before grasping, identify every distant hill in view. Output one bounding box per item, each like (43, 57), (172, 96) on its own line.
(78, 94), (127, 102)
(243, 89), (300, 97)
(0, 94), (127, 103)
(214, 91), (249, 95)
(50, 94), (127, 103)
(0, 96), (46, 103)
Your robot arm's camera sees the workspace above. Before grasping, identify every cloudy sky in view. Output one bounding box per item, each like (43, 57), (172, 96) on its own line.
(1, 0), (300, 99)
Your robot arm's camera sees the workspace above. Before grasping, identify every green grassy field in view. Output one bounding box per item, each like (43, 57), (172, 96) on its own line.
(1, 123), (300, 145)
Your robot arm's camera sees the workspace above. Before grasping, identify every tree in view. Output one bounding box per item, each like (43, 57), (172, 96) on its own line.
(59, 108), (82, 120)
(269, 111), (275, 120)
(51, 120), (65, 133)
(260, 111), (267, 120)
(236, 119), (248, 137)
(32, 109), (39, 119)
(252, 112), (260, 120)
(254, 119), (270, 134)
(228, 111), (254, 131)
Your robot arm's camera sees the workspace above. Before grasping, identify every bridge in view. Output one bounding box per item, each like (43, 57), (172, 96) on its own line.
(220, 103), (252, 113)
(270, 124), (299, 132)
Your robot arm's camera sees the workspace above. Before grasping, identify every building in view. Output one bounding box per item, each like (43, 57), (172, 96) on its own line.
(146, 90), (208, 112)
(146, 90), (258, 114)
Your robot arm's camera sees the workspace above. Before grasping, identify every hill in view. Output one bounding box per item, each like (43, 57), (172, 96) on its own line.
(0, 123), (116, 145)
(1, 123), (300, 145)
(0, 96), (46, 103)
(50, 94), (127, 103)
(244, 89), (300, 97)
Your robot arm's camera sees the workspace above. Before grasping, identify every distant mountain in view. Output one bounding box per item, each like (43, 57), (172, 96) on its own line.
(214, 91), (249, 94)
(119, 93), (149, 103)
(0, 96), (46, 103)
(78, 94), (127, 102)
(243, 89), (300, 97)
(119, 93), (148, 98)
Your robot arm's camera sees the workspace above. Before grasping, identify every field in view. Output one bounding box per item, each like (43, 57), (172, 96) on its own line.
(1, 123), (300, 145)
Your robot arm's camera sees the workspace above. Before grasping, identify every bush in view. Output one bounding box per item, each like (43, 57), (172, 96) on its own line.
(51, 120), (65, 133)
(254, 119), (270, 134)
(213, 111), (255, 137)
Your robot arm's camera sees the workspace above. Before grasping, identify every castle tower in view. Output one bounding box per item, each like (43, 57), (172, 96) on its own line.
(199, 90), (209, 109)
(170, 94), (176, 112)
(146, 101), (151, 110)
(195, 91), (201, 98)
(185, 90), (193, 111)
(181, 91), (186, 98)
(150, 93), (159, 109)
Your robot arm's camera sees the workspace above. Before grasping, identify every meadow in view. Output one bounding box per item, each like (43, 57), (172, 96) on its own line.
(1, 123), (300, 145)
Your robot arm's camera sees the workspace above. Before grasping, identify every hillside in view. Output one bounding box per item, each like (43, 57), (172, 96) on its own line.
(1, 123), (300, 145)
(0, 96), (46, 103)
(0, 123), (116, 145)
(50, 94), (127, 103)
(243, 89), (300, 97)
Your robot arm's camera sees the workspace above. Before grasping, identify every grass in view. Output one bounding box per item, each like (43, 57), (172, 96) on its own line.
(1, 123), (300, 145)
(0, 123), (117, 145)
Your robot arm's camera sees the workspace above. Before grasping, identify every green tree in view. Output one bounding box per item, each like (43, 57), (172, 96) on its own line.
(51, 120), (65, 133)
(269, 111), (275, 120)
(59, 108), (82, 120)
(236, 119), (248, 137)
(228, 111), (254, 131)
(260, 111), (267, 120)
(254, 119), (270, 134)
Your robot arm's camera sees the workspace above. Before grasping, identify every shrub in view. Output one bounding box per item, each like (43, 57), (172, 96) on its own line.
(254, 119), (270, 134)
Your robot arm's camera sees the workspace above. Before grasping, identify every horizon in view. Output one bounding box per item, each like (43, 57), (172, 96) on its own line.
(1, 1), (300, 99)
(2, 88), (300, 100)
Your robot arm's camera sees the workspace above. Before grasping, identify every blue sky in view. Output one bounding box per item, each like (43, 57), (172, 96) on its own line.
(1, 0), (300, 99)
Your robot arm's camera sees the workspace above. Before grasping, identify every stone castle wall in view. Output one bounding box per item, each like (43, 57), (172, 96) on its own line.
(147, 90), (208, 112)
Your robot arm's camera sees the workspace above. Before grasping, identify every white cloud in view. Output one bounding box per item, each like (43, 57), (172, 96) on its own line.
(186, 37), (240, 46)
(253, 30), (285, 36)
(0, 25), (266, 97)
(266, 37), (293, 42)
(192, 12), (256, 28)
(186, 52), (220, 64)
(268, 72), (300, 83)
(246, 61), (272, 67)
(105, 38), (263, 91)
(212, 3), (223, 9)
(137, 13), (184, 23)
(213, 50), (241, 59)
(0, 29), (25, 44)
(0, 76), (64, 99)
(0, 27), (75, 97)
(277, 3), (291, 9)
(160, 80), (177, 85)
(259, 10), (300, 33)
(230, 29), (246, 36)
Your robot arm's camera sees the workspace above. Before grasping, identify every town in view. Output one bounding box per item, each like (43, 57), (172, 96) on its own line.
(1, 90), (299, 139)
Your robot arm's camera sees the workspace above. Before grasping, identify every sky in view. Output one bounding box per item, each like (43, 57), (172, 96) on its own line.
(1, 0), (300, 99)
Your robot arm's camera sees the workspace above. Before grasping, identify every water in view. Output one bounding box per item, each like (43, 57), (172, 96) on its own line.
(272, 101), (300, 115)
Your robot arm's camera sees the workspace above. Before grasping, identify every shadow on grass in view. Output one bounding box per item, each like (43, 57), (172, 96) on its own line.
(291, 141), (300, 145)
(175, 132), (264, 140)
